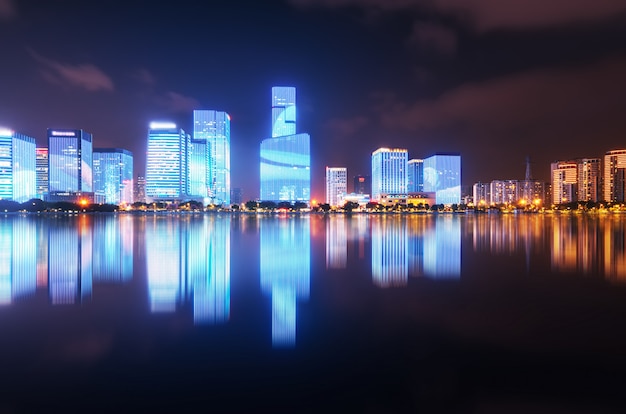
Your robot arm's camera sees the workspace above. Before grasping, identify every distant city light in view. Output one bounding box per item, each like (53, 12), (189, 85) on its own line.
(0, 128), (14, 137)
(50, 130), (76, 136)
(149, 122), (177, 129)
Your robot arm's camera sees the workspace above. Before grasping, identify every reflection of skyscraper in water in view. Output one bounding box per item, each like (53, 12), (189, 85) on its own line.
(146, 218), (184, 312)
(48, 217), (93, 304)
(423, 217), (461, 278)
(92, 215), (133, 283)
(372, 217), (408, 287)
(603, 218), (626, 281)
(0, 218), (37, 305)
(260, 217), (310, 347)
(189, 216), (230, 324)
(326, 216), (347, 269)
(146, 217), (230, 322)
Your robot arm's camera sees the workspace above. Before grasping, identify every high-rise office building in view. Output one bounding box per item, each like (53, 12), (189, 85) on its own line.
(353, 175), (370, 195)
(260, 87), (311, 203)
(145, 122), (189, 202)
(371, 148), (408, 201)
(407, 159), (424, 193)
(0, 128), (36, 203)
(134, 176), (146, 203)
(551, 161), (578, 205)
(325, 167), (347, 207)
(423, 153), (461, 205)
(271, 87), (296, 138)
(47, 128), (93, 202)
(193, 110), (231, 205)
(473, 182), (490, 207)
(604, 150), (626, 203)
(36, 147), (48, 200)
(578, 158), (602, 202)
(188, 138), (208, 199)
(93, 148), (133, 205)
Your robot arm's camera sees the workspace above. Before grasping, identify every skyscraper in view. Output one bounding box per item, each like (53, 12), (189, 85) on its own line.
(423, 153), (461, 205)
(47, 128), (93, 202)
(604, 149), (626, 203)
(407, 159), (424, 193)
(145, 122), (189, 202)
(0, 128), (36, 203)
(193, 110), (231, 205)
(260, 87), (311, 203)
(93, 148), (133, 205)
(36, 147), (48, 201)
(551, 160), (577, 205)
(325, 167), (347, 207)
(271, 87), (296, 138)
(371, 148), (408, 201)
(578, 158), (601, 202)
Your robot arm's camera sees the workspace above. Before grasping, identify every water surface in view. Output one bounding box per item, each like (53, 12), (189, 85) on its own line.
(1, 212), (626, 413)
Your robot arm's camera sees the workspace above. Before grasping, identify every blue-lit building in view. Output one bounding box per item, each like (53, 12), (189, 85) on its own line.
(408, 159), (424, 193)
(47, 128), (93, 202)
(260, 87), (311, 203)
(188, 138), (208, 199)
(145, 122), (189, 202)
(193, 110), (231, 205)
(0, 128), (36, 203)
(93, 148), (133, 205)
(36, 148), (48, 200)
(371, 148), (408, 201)
(423, 153), (461, 205)
(272, 86), (296, 138)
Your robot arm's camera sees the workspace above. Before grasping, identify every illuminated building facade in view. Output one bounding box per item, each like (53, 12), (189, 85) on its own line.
(325, 167), (347, 207)
(260, 87), (310, 203)
(36, 147), (48, 200)
(423, 153), (461, 205)
(134, 175), (145, 203)
(353, 175), (370, 195)
(490, 180), (518, 205)
(551, 161), (578, 205)
(604, 150), (626, 203)
(577, 158), (601, 202)
(271, 86), (296, 138)
(188, 138), (208, 199)
(371, 148), (408, 202)
(93, 148), (133, 205)
(145, 122), (189, 202)
(47, 128), (93, 202)
(473, 182), (490, 208)
(193, 110), (231, 205)
(0, 128), (36, 203)
(407, 159), (424, 193)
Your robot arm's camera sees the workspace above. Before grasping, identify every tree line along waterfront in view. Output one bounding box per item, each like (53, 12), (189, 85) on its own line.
(3, 198), (626, 215)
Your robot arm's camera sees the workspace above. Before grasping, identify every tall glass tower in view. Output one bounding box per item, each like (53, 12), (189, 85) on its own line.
(36, 148), (49, 200)
(145, 122), (189, 202)
(0, 128), (36, 203)
(271, 87), (296, 138)
(371, 147), (408, 201)
(423, 153), (461, 205)
(407, 159), (424, 193)
(93, 148), (133, 205)
(193, 110), (230, 206)
(47, 128), (93, 201)
(260, 87), (311, 203)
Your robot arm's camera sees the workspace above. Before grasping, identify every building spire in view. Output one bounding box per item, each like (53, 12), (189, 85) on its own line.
(525, 156), (533, 181)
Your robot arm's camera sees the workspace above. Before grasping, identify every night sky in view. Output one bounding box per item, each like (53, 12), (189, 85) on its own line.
(1, 0), (626, 202)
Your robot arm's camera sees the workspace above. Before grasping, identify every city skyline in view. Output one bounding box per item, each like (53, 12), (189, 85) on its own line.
(1, 1), (626, 201)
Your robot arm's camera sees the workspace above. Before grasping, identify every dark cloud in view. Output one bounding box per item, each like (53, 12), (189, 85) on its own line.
(29, 50), (114, 92)
(407, 21), (457, 56)
(289, 0), (626, 31)
(0, 0), (16, 20)
(158, 91), (201, 114)
(323, 115), (370, 139)
(133, 68), (157, 86)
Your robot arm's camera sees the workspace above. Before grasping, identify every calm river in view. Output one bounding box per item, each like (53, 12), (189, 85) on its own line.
(1, 212), (626, 413)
